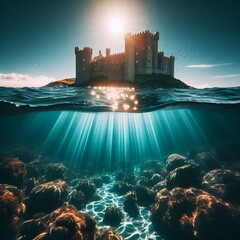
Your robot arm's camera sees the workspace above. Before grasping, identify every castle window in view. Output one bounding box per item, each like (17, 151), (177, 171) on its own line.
(83, 58), (85, 62)
(83, 67), (85, 71)
(136, 52), (139, 55)
(149, 46), (151, 50)
(136, 60), (138, 64)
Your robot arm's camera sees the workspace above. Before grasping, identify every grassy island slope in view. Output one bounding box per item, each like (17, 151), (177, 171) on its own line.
(45, 73), (191, 89)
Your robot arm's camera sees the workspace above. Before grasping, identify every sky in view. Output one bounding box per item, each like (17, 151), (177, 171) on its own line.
(0, 0), (240, 88)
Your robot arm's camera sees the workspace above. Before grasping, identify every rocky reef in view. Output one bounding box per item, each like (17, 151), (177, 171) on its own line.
(151, 187), (240, 240)
(0, 147), (239, 239)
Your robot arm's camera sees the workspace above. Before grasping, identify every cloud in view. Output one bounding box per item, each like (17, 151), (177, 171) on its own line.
(212, 74), (240, 79)
(0, 73), (55, 87)
(186, 63), (232, 68)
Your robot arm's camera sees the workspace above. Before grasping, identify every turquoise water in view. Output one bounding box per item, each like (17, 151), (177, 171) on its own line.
(0, 86), (240, 170)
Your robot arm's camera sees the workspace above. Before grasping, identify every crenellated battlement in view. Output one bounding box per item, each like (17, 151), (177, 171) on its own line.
(109, 52), (124, 57)
(75, 47), (92, 54)
(130, 30), (159, 39)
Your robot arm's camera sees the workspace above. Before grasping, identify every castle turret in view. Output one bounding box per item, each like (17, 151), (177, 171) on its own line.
(158, 51), (164, 70)
(169, 56), (175, 77)
(124, 33), (135, 81)
(106, 48), (111, 58)
(152, 32), (159, 72)
(75, 47), (92, 84)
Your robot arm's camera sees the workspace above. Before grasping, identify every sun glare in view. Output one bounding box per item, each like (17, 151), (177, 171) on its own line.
(109, 18), (124, 33)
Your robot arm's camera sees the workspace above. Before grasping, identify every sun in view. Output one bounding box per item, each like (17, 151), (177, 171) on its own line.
(109, 18), (124, 33)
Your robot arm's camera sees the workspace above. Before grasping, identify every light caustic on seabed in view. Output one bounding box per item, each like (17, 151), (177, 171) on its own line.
(91, 86), (138, 112)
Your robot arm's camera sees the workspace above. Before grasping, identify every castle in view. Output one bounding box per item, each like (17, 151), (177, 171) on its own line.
(75, 30), (175, 84)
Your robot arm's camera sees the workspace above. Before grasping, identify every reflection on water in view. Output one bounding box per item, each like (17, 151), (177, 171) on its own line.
(91, 86), (138, 111)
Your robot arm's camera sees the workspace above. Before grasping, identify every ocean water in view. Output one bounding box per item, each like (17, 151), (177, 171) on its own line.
(0, 86), (240, 239)
(0, 86), (240, 168)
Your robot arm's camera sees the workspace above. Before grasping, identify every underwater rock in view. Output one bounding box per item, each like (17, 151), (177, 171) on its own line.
(165, 153), (188, 172)
(166, 164), (201, 190)
(115, 171), (136, 185)
(99, 229), (122, 240)
(123, 191), (139, 217)
(0, 156), (27, 188)
(20, 213), (47, 240)
(45, 163), (67, 181)
(101, 175), (111, 184)
(91, 177), (103, 188)
(141, 169), (155, 178)
(124, 174), (136, 185)
(103, 206), (124, 227)
(134, 184), (155, 206)
(194, 150), (221, 171)
(137, 172), (162, 188)
(136, 176), (150, 187)
(153, 180), (166, 192)
(112, 181), (133, 195)
(20, 204), (99, 240)
(151, 187), (240, 240)
(150, 173), (163, 187)
(69, 190), (85, 209)
(76, 179), (96, 203)
(27, 179), (69, 215)
(0, 184), (25, 240)
(202, 169), (240, 204)
(26, 159), (43, 179)
(141, 160), (164, 175)
(25, 177), (38, 195)
(115, 171), (125, 181)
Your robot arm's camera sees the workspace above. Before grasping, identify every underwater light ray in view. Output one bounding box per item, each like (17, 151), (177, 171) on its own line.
(143, 112), (162, 159)
(115, 113), (126, 167)
(128, 114), (142, 162)
(153, 111), (170, 156)
(160, 111), (179, 150)
(69, 113), (96, 168)
(123, 113), (130, 168)
(105, 113), (114, 170)
(88, 113), (111, 168)
(44, 112), (68, 148)
(58, 112), (79, 153)
(178, 110), (208, 146)
(129, 114), (146, 163)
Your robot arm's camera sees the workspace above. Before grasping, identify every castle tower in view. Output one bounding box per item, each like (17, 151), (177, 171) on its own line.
(158, 51), (164, 70)
(169, 56), (175, 77)
(106, 48), (111, 58)
(128, 31), (159, 75)
(124, 33), (135, 82)
(75, 47), (92, 85)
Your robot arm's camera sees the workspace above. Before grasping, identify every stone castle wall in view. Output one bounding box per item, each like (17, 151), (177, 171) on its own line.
(75, 30), (174, 84)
